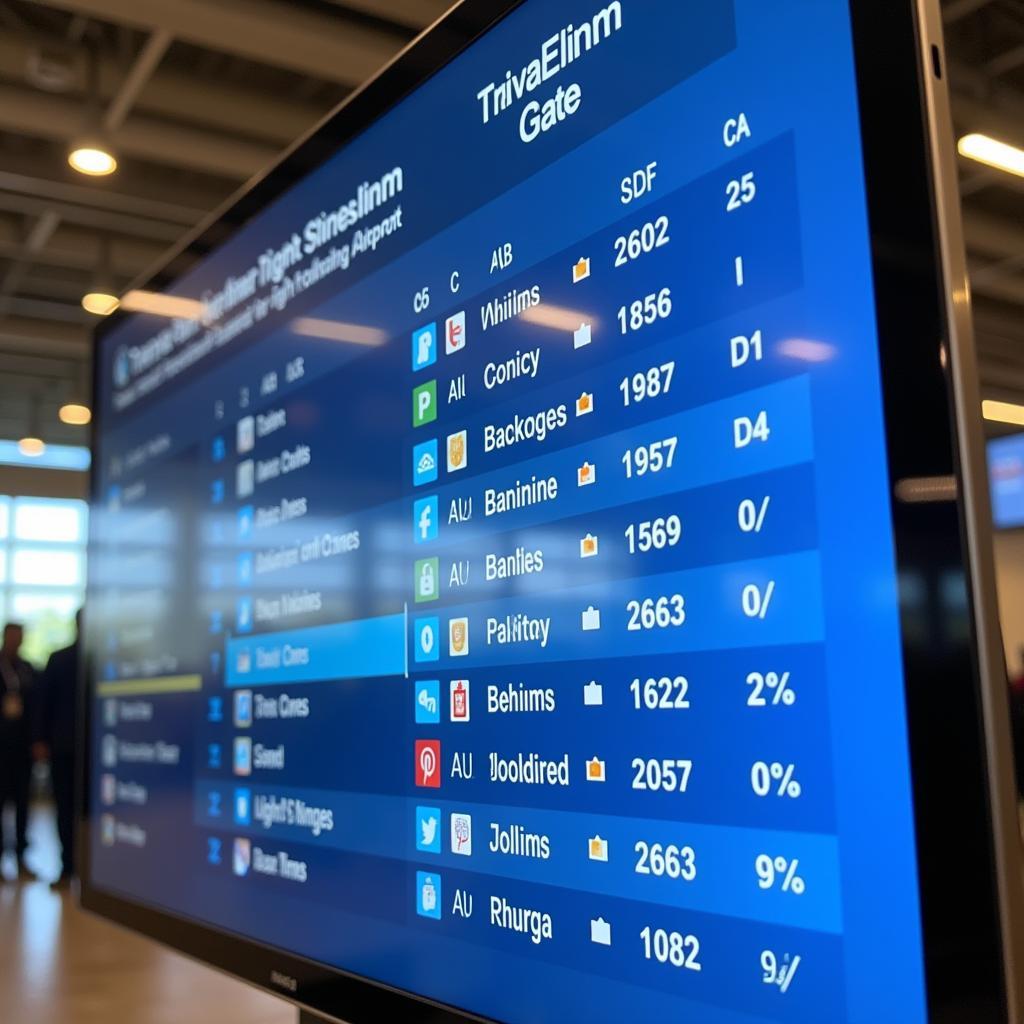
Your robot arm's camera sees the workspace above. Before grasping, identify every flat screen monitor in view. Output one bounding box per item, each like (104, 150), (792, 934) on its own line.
(990, 434), (1024, 530)
(82, 2), (1022, 1021)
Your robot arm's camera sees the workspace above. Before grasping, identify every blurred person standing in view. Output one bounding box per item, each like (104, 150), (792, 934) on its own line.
(39, 610), (81, 889)
(0, 622), (39, 881)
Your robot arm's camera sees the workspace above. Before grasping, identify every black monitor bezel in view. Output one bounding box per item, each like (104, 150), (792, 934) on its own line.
(80, 1), (1013, 1020)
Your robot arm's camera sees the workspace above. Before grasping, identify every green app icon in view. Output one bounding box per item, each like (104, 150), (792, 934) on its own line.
(413, 380), (437, 428)
(414, 557), (440, 603)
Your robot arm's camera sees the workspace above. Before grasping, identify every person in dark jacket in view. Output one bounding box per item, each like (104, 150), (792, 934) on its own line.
(0, 622), (39, 881)
(40, 610), (81, 888)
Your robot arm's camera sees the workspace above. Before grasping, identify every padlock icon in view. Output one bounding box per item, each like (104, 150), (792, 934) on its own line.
(416, 557), (438, 602)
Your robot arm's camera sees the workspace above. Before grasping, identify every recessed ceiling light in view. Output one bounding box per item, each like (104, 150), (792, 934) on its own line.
(983, 399), (1024, 426)
(82, 291), (120, 316)
(958, 133), (1024, 179)
(68, 144), (117, 176)
(17, 436), (46, 457)
(59, 403), (92, 426)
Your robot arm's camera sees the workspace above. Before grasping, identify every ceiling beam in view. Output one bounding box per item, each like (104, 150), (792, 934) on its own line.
(0, 189), (185, 241)
(36, 0), (404, 86)
(103, 28), (173, 132)
(963, 209), (1024, 259)
(0, 34), (328, 145)
(323, 0), (451, 31)
(0, 316), (90, 358)
(0, 211), (61, 318)
(943, 0), (998, 23)
(0, 82), (277, 179)
(5, 296), (90, 324)
(0, 169), (206, 225)
(0, 215), (168, 275)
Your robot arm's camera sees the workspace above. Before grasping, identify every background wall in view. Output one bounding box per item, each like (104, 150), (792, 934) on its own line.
(994, 529), (1024, 678)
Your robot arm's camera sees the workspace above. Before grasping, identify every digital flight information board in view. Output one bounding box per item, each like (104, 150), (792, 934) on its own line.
(86, 2), (930, 1021)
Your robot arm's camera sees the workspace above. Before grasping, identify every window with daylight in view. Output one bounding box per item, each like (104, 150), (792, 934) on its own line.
(0, 495), (87, 665)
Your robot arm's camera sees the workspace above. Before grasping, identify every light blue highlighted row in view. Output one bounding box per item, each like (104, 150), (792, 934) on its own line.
(224, 612), (405, 687)
(194, 781), (841, 933)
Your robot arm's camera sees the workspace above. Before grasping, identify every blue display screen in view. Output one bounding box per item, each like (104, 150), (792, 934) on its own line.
(88, 3), (928, 1021)
(990, 434), (1024, 529)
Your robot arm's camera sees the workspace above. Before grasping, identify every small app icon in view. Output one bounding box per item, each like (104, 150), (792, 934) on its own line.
(101, 773), (116, 806)
(573, 322), (592, 350)
(576, 392), (594, 416)
(212, 436), (226, 463)
(415, 680), (440, 724)
(208, 790), (222, 819)
(210, 479), (225, 505)
(101, 814), (116, 846)
(578, 461), (597, 487)
(234, 787), (251, 826)
(210, 651), (222, 676)
(236, 459), (255, 498)
(103, 698), (118, 728)
(237, 551), (253, 585)
(416, 806), (441, 854)
(209, 609), (223, 634)
(450, 812), (472, 856)
(415, 739), (441, 788)
(234, 689), (253, 728)
(236, 596), (253, 633)
(236, 647), (252, 674)
(583, 680), (604, 706)
(417, 871), (441, 919)
(413, 380), (438, 427)
(588, 835), (609, 862)
(415, 617), (440, 663)
(208, 743), (222, 769)
(415, 557), (439, 603)
(590, 917), (612, 945)
(412, 323), (437, 371)
(207, 836), (221, 865)
(449, 617), (469, 657)
(233, 737), (252, 777)
(233, 837), (251, 877)
(586, 756), (606, 782)
(446, 430), (467, 473)
(413, 439), (438, 487)
(572, 257), (591, 284)
(450, 679), (470, 722)
(580, 533), (599, 558)
(581, 606), (601, 631)
(102, 734), (118, 768)
(237, 505), (254, 540)
(236, 415), (255, 454)
(445, 311), (466, 355)
(207, 696), (223, 722)
(414, 496), (439, 543)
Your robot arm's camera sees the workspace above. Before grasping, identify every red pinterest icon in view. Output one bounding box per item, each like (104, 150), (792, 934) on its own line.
(415, 740), (441, 788)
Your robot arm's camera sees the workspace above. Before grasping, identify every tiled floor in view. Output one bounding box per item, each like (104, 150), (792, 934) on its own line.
(0, 803), (292, 1024)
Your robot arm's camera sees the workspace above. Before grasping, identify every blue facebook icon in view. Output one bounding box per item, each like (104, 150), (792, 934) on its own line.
(412, 323), (437, 371)
(413, 496), (438, 544)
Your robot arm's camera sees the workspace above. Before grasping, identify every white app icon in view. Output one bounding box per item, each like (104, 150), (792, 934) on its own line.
(573, 322), (592, 349)
(450, 812), (472, 855)
(236, 416), (255, 454)
(445, 311), (466, 355)
(590, 917), (612, 945)
(583, 680), (603, 706)
(581, 606), (601, 631)
(450, 679), (470, 722)
(236, 459), (254, 498)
